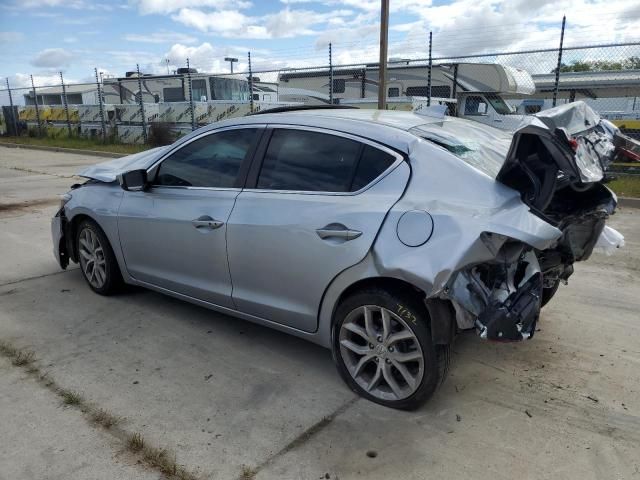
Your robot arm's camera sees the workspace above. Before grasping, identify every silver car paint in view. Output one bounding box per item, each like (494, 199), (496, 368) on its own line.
(59, 110), (579, 349)
(117, 186), (239, 308)
(226, 129), (409, 333)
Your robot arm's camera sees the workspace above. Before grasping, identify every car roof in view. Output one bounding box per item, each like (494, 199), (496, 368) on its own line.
(196, 109), (460, 153)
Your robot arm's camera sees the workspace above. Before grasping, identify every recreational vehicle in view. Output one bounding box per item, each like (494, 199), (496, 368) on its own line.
(102, 70), (252, 104)
(278, 62), (535, 129)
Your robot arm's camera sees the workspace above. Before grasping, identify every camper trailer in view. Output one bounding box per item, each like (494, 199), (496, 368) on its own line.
(278, 62), (535, 129)
(102, 69), (252, 104)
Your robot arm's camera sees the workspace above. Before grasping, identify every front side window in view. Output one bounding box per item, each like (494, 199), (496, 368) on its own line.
(464, 96), (488, 116)
(257, 129), (396, 192)
(155, 128), (257, 188)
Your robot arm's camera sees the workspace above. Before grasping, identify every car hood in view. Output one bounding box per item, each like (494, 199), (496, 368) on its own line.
(78, 146), (170, 182)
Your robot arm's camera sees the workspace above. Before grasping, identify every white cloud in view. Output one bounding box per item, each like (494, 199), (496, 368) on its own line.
(163, 42), (249, 73)
(30, 48), (74, 69)
(123, 31), (198, 44)
(171, 7), (354, 39)
(131, 0), (252, 15)
(8, 73), (71, 89)
(171, 9), (253, 35)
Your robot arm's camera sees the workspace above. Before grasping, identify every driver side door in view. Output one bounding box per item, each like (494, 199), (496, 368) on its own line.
(117, 126), (262, 307)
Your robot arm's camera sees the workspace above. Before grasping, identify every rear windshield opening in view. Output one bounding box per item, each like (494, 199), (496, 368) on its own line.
(409, 120), (512, 178)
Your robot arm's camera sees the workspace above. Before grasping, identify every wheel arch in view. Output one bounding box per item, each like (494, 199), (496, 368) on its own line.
(323, 273), (456, 348)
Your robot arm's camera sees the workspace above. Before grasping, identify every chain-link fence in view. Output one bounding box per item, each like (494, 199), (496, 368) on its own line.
(1, 33), (639, 144)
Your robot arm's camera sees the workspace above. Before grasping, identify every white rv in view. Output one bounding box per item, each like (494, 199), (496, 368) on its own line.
(278, 62), (535, 129)
(102, 69), (251, 104)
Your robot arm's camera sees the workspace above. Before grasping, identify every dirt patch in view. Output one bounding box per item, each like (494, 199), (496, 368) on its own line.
(0, 198), (59, 216)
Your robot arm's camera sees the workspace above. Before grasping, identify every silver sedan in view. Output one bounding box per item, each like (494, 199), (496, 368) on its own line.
(52, 103), (621, 409)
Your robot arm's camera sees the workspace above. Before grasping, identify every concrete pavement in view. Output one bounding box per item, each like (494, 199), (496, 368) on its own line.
(1, 145), (638, 479)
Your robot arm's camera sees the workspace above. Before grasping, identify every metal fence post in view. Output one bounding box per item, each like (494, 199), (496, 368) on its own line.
(30, 75), (43, 137)
(94, 68), (107, 143)
(60, 71), (72, 137)
(329, 43), (333, 104)
(552, 15), (566, 107)
(5, 78), (18, 136)
(427, 31), (433, 107)
(187, 58), (195, 131)
(136, 64), (148, 143)
(248, 51), (254, 113)
(451, 64), (459, 117)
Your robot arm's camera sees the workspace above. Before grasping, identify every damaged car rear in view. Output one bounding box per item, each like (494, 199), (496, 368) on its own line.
(51, 102), (625, 410)
(410, 101), (622, 343)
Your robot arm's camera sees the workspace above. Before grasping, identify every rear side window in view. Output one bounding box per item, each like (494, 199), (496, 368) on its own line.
(351, 145), (396, 191)
(257, 129), (396, 192)
(155, 128), (257, 188)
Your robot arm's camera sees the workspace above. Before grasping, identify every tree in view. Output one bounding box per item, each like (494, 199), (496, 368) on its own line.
(552, 56), (640, 73)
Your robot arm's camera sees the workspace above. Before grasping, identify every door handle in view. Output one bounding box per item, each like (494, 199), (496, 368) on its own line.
(192, 216), (224, 230)
(316, 224), (362, 241)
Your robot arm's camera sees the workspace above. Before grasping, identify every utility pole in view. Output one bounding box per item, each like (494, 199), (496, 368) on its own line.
(377, 0), (389, 110)
(165, 59), (170, 75)
(225, 57), (238, 74)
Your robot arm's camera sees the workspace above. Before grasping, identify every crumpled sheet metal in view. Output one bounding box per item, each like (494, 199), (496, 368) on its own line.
(371, 138), (562, 299)
(516, 101), (618, 184)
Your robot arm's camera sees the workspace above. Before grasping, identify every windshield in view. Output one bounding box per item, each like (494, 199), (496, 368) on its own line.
(409, 119), (513, 178)
(486, 94), (514, 115)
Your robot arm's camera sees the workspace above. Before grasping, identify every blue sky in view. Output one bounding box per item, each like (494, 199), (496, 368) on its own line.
(0, 0), (638, 88)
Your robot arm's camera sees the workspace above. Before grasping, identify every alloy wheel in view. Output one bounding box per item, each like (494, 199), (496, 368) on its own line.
(338, 305), (425, 401)
(78, 227), (107, 289)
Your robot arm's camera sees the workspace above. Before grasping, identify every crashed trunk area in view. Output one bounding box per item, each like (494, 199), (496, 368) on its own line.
(442, 102), (622, 342)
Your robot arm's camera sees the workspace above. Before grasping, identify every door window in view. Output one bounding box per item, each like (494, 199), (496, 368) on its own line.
(464, 96), (488, 115)
(155, 129), (257, 188)
(257, 129), (396, 192)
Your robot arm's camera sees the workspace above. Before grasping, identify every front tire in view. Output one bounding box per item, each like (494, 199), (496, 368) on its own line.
(332, 287), (449, 410)
(76, 219), (121, 295)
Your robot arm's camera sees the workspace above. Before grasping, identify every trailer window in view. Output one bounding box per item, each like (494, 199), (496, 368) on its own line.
(333, 79), (345, 94)
(209, 77), (249, 101)
(163, 87), (185, 102)
(192, 79), (207, 101)
(388, 87), (399, 97)
(406, 86), (451, 98)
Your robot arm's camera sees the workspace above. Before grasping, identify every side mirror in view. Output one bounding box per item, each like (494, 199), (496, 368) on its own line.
(118, 169), (148, 191)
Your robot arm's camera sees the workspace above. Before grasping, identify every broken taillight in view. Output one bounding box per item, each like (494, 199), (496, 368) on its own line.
(568, 138), (579, 151)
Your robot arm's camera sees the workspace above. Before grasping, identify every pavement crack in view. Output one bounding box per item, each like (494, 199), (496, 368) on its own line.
(245, 395), (359, 479)
(0, 269), (77, 288)
(0, 339), (202, 480)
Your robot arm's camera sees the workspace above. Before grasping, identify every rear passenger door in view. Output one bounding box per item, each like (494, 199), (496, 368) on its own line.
(226, 127), (410, 332)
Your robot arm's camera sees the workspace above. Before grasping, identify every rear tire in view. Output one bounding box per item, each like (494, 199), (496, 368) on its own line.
(76, 219), (122, 295)
(332, 286), (449, 410)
